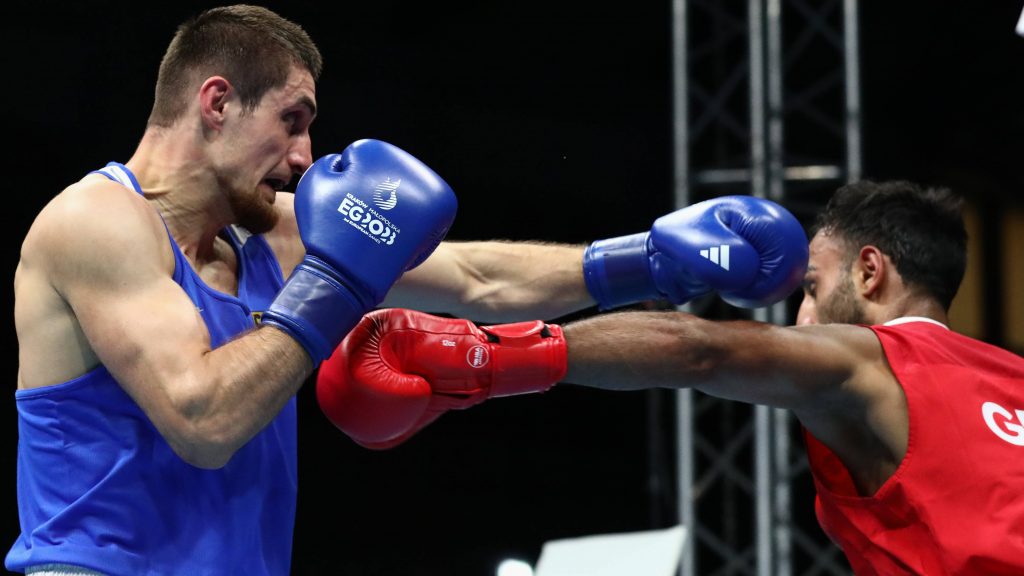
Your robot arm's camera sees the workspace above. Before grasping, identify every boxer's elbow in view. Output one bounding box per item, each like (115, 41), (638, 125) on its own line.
(160, 382), (242, 469)
(174, 441), (233, 470)
(167, 418), (237, 469)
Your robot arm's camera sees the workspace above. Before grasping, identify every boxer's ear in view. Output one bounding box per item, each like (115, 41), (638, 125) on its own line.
(198, 76), (232, 131)
(853, 245), (886, 299)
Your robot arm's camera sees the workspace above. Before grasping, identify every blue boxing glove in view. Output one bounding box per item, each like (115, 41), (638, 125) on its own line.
(262, 139), (458, 363)
(582, 196), (807, 309)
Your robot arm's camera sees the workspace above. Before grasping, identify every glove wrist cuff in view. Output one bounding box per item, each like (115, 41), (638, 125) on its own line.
(261, 261), (367, 364)
(583, 232), (659, 310)
(480, 321), (567, 397)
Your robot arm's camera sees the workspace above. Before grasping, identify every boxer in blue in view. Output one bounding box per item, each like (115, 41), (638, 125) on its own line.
(9, 5), (807, 575)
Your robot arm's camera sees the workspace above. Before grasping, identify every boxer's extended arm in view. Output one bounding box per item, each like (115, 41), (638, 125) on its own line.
(563, 311), (907, 491)
(321, 309), (890, 441)
(320, 306), (904, 490)
(265, 204), (593, 322)
(22, 181), (312, 469)
(272, 197), (806, 323)
(383, 241), (593, 322)
(383, 196), (808, 320)
(563, 311), (881, 404)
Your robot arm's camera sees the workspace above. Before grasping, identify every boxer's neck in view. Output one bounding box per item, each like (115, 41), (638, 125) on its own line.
(127, 126), (235, 266)
(865, 288), (949, 327)
(854, 249), (950, 328)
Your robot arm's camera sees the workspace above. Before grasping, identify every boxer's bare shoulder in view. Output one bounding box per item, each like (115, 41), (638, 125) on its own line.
(15, 174), (174, 389)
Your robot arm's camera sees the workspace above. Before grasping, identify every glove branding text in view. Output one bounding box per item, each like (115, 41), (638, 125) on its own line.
(467, 345), (490, 369)
(338, 194), (401, 246)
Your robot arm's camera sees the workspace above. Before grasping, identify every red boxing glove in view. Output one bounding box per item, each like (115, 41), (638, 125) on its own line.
(316, 308), (568, 449)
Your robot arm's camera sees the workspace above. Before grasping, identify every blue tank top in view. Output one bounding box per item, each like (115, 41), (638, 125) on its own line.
(6, 163), (298, 575)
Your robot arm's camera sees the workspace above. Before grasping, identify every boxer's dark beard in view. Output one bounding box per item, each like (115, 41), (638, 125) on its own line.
(818, 271), (867, 325)
(231, 189), (279, 234)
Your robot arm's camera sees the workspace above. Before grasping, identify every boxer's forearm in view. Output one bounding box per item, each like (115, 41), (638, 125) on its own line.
(562, 311), (716, 391)
(563, 311), (797, 393)
(386, 241), (594, 321)
(168, 326), (312, 469)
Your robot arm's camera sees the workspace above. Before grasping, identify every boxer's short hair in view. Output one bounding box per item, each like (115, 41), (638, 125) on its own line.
(812, 180), (967, 310)
(149, 4), (322, 127)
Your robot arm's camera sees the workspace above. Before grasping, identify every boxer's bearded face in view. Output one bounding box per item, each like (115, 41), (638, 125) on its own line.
(797, 232), (867, 325)
(229, 175), (280, 234)
(218, 66), (316, 233)
(817, 267), (868, 325)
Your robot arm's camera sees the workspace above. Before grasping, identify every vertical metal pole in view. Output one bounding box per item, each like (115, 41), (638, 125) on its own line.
(748, 0), (767, 201)
(677, 390), (695, 576)
(755, 405), (772, 576)
(844, 0), (862, 182)
(766, 0), (784, 203)
(764, 0), (792, 573)
(773, 407), (793, 576)
(673, 0), (691, 208)
(749, 1), (774, 574)
(671, 0), (694, 574)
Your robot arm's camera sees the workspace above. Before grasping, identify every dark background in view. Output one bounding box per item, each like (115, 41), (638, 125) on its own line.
(5, 1), (1024, 574)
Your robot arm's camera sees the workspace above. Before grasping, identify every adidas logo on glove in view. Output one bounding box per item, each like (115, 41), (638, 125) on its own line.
(699, 245), (731, 270)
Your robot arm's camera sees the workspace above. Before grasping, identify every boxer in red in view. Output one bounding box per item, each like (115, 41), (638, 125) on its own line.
(323, 180), (1024, 575)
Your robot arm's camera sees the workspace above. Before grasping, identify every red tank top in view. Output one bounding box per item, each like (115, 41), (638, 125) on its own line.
(803, 319), (1024, 575)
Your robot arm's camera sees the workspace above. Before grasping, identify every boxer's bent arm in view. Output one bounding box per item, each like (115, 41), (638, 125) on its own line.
(383, 241), (594, 321)
(28, 183), (312, 469)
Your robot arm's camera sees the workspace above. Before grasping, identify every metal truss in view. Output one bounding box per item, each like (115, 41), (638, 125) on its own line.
(671, 0), (861, 574)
